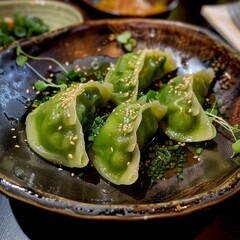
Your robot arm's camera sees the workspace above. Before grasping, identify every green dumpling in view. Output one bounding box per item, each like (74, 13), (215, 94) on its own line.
(104, 50), (145, 105)
(138, 49), (177, 91)
(89, 100), (167, 185)
(192, 67), (215, 105)
(104, 48), (176, 105)
(156, 68), (216, 142)
(26, 81), (113, 168)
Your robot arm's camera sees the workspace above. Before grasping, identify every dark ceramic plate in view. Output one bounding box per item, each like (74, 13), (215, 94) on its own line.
(80, 0), (179, 18)
(1, 19), (240, 220)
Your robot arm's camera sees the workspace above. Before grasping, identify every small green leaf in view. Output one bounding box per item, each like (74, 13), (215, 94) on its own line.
(116, 31), (131, 43)
(124, 38), (137, 52)
(231, 139), (240, 158)
(124, 42), (133, 52)
(34, 80), (49, 91)
(16, 55), (28, 66)
(128, 38), (137, 47)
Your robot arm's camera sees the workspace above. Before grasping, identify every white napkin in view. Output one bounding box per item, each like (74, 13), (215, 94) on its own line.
(201, 2), (240, 51)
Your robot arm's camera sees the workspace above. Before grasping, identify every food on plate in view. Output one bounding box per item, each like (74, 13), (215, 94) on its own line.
(89, 100), (167, 185)
(94, 0), (168, 16)
(26, 81), (113, 168)
(156, 68), (216, 142)
(16, 44), (240, 186)
(0, 13), (49, 47)
(104, 48), (177, 105)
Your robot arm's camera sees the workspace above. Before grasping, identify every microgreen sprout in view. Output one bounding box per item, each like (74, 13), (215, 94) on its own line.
(16, 45), (68, 74)
(34, 80), (67, 92)
(205, 107), (240, 158)
(16, 45), (73, 92)
(114, 30), (137, 52)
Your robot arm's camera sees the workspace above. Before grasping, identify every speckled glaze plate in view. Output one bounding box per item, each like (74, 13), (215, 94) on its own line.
(1, 19), (240, 220)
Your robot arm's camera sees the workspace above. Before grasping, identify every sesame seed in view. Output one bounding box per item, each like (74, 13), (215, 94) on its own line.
(72, 136), (78, 140)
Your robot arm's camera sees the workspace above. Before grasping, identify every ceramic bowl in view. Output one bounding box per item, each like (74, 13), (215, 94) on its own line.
(80, 0), (179, 18)
(0, 0), (84, 44)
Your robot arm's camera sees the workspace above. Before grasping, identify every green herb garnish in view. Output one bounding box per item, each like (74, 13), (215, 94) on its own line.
(0, 14), (49, 47)
(205, 108), (240, 158)
(141, 140), (187, 184)
(116, 31), (137, 52)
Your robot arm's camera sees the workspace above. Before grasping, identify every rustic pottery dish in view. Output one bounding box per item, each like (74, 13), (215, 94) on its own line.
(0, 19), (240, 220)
(80, 0), (179, 18)
(0, 0), (84, 48)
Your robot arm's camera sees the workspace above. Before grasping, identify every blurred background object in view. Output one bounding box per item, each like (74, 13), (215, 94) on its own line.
(0, 0), (84, 48)
(201, 0), (240, 51)
(78, 0), (179, 18)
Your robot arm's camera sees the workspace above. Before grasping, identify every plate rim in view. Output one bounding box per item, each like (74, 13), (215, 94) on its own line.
(1, 18), (240, 220)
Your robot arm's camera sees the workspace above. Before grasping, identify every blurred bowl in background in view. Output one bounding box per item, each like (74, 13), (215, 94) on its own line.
(0, 0), (84, 32)
(80, 0), (179, 18)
